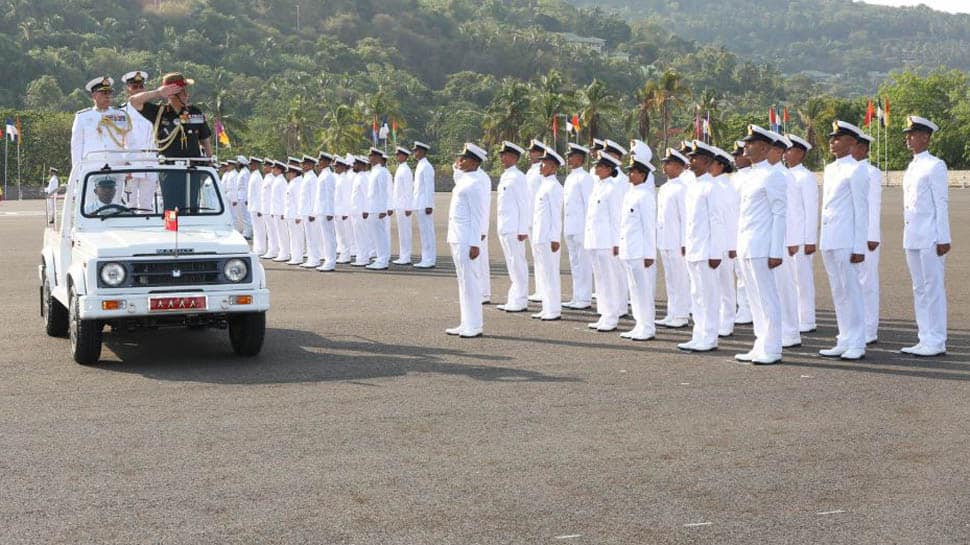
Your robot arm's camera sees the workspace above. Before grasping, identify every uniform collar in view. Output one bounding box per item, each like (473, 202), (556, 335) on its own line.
(913, 150), (931, 160)
(752, 160), (770, 169)
(504, 165), (521, 173)
(835, 154), (856, 165)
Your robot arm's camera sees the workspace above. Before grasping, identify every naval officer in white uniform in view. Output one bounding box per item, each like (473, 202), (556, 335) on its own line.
(446, 143), (489, 338)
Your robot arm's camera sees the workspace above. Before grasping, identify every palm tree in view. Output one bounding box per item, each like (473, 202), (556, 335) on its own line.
(482, 78), (532, 147)
(642, 69), (692, 150)
(576, 79), (621, 146)
(319, 104), (366, 152)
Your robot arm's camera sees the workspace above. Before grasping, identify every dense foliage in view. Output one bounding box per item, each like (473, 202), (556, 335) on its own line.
(1, 0), (969, 190)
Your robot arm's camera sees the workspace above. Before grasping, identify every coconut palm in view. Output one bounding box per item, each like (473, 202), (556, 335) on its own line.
(576, 79), (620, 146)
(642, 69), (692, 151)
(482, 78), (532, 147)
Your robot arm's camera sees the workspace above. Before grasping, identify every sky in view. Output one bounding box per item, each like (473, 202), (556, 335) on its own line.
(859, 0), (970, 13)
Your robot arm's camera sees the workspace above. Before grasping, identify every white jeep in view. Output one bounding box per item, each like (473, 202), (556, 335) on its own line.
(40, 151), (270, 364)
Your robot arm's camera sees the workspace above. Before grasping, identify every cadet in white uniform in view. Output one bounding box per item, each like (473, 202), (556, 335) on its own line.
(818, 121), (869, 361)
(71, 77), (131, 177)
(333, 155), (356, 263)
(246, 157), (266, 255)
(655, 149), (691, 328)
(731, 142), (754, 325)
(680, 141), (725, 352)
(494, 141), (531, 313)
(584, 153), (626, 332)
(735, 126), (787, 365)
(270, 161), (291, 262)
(710, 148), (740, 338)
(120, 71), (158, 211)
(767, 133), (802, 348)
(299, 155), (322, 268)
(313, 152), (338, 272)
(222, 160), (238, 224)
(531, 150), (565, 321)
(233, 156), (253, 239)
(392, 147), (414, 265)
(446, 143), (489, 338)
(412, 142), (437, 268)
(260, 159), (281, 259)
(351, 156), (374, 266)
(283, 158), (306, 265)
(783, 135), (819, 333)
(900, 116), (950, 357)
(525, 140), (547, 302)
(44, 167), (60, 223)
(851, 134), (882, 345)
(562, 143), (595, 310)
(366, 148), (393, 270)
(618, 152), (657, 341)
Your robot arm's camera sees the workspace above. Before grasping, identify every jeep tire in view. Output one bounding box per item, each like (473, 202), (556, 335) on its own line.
(69, 286), (103, 365)
(228, 311), (265, 357)
(42, 266), (68, 337)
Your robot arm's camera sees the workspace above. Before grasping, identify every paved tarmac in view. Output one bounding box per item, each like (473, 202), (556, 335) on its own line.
(1, 189), (969, 545)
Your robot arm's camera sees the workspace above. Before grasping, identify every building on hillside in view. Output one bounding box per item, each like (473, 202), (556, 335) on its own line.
(557, 33), (607, 55)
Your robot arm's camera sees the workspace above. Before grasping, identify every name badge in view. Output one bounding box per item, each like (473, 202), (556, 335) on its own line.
(188, 115), (205, 124)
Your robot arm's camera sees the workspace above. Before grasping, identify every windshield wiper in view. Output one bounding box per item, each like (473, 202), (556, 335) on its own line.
(179, 206), (216, 212)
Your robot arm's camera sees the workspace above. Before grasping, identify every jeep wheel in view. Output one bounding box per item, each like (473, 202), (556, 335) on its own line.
(228, 312), (265, 357)
(69, 287), (103, 365)
(42, 266), (68, 337)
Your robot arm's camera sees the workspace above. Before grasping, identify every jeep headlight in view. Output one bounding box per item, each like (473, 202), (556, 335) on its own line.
(224, 258), (248, 283)
(100, 262), (126, 287)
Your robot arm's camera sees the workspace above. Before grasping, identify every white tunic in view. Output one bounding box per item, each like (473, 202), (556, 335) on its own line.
(737, 160), (787, 259)
(902, 150), (950, 249)
(684, 174), (726, 262)
(860, 160), (882, 243)
(70, 106), (130, 167)
(447, 170), (485, 245)
(563, 167), (594, 237)
(270, 174), (287, 217)
(300, 170), (318, 218)
(314, 167), (336, 218)
(496, 165), (530, 236)
(583, 177), (624, 250)
(367, 165), (392, 214)
(122, 100), (156, 152)
(393, 163), (413, 211)
(819, 155), (868, 254)
(712, 173), (740, 252)
(412, 158), (436, 210)
(246, 169), (263, 213)
(532, 175), (563, 244)
(284, 176), (302, 219)
(656, 175), (688, 251)
(788, 164), (819, 246)
(618, 181), (657, 260)
(777, 162), (804, 247)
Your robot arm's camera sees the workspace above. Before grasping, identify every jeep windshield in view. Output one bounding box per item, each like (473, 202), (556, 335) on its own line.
(80, 168), (224, 218)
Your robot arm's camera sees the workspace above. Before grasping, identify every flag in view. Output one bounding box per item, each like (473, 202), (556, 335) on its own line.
(15, 116), (22, 145)
(164, 208), (179, 231)
(379, 121), (389, 141)
(883, 97), (890, 127)
(372, 116), (379, 145)
(566, 119), (574, 134)
(877, 104), (885, 128)
(391, 118), (398, 143)
(694, 115), (702, 139)
(864, 99), (875, 127)
(214, 119), (230, 147)
(5, 118), (17, 142)
(783, 107), (789, 125)
(552, 114), (558, 136)
(768, 108), (777, 132)
(571, 114), (580, 133)
(702, 112), (711, 143)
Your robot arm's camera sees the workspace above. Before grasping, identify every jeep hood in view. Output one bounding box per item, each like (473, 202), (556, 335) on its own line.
(74, 228), (251, 258)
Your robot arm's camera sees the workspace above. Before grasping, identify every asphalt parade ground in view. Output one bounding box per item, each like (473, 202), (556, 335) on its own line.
(2, 189), (969, 545)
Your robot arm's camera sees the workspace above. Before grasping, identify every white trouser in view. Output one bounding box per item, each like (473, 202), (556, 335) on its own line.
(565, 234), (593, 305)
(335, 215), (354, 258)
(264, 215), (280, 257)
(451, 243), (483, 334)
(304, 218), (322, 264)
(240, 203), (253, 238)
(860, 246), (880, 341)
(46, 197), (56, 222)
(230, 202), (244, 233)
(591, 249), (624, 327)
(320, 217), (337, 266)
(276, 216), (291, 260)
(370, 214), (390, 266)
(395, 210), (412, 261)
(251, 213), (267, 256)
(717, 254), (736, 333)
(687, 260), (720, 346)
(352, 215), (372, 264)
(529, 242), (543, 298)
(659, 249), (690, 319)
(735, 263), (752, 323)
(822, 249), (866, 351)
(417, 210), (436, 265)
(774, 254), (801, 343)
(624, 259), (657, 337)
(288, 218), (305, 262)
(738, 257), (783, 358)
(905, 247), (947, 351)
(794, 250), (817, 330)
(127, 176), (157, 212)
(477, 235), (491, 300)
(532, 242), (562, 318)
(499, 234), (529, 309)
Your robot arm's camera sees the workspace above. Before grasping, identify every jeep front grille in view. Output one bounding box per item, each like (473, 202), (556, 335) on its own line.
(131, 260), (222, 287)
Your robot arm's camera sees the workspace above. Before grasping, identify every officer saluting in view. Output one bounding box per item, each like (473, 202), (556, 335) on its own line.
(71, 77), (131, 169)
(900, 116), (950, 357)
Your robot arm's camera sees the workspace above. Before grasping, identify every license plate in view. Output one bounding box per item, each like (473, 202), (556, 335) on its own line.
(149, 296), (207, 312)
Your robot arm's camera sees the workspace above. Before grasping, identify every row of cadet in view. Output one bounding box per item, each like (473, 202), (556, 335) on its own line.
(438, 116), (950, 366)
(216, 142), (437, 272)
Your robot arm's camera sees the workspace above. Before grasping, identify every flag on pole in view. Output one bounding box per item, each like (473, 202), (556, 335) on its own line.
(15, 116), (22, 145)
(702, 112), (711, 143)
(864, 99), (875, 126)
(552, 114), (558, 136)
(571, 114), (580, 134)
(768, 108), (778, 132)
(883, 97), (890, 127)
(782, 107), (789, 133)
(379, 119), (390, 141)
(694, 115), (702, 139)
(371, 116), (379, 145)
(214, 119), (230, 147)
(391, 118), (398, 144)
(4, 118), (17, 143)
(876, 104), (885, 128)
(164, 208), (179, 231)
